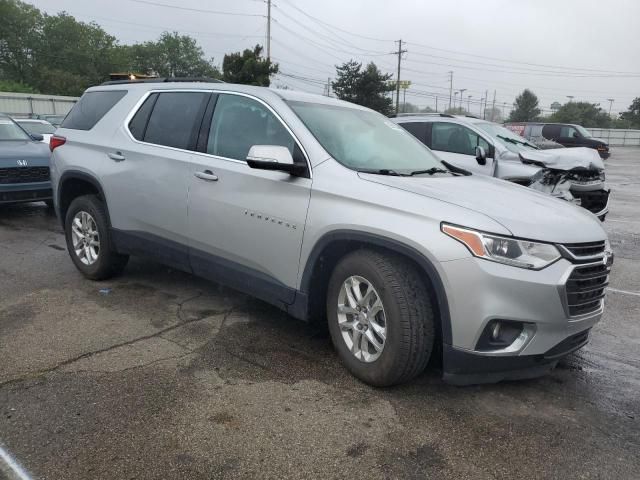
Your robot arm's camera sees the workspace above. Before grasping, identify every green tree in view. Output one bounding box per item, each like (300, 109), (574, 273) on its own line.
(0, 79), (38, 93)
(619, 97), (640, 128)
(0, 0), (42, 84)
(222, 45), (276, 86)
(128, 32), (221, 79)
(332, 60), (394, 115)
(549, 101), (611, 127)
(508, 89), (541, 122)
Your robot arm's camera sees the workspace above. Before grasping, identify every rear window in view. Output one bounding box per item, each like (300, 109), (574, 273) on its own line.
(61, 90), (127, 130)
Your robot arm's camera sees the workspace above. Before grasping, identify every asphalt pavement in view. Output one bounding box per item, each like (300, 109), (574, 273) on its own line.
(1, 148), (639, 479)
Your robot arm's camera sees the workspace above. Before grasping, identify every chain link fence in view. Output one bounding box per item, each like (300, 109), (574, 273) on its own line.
(587, 128), (640, 147)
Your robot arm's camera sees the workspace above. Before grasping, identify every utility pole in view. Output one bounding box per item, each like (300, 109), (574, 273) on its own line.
(607, 98), (614, 116)
(394, 39), (407, 115)
(483, 89), (488, 119)
(491, 90), (496, 121)
(458, 89), (466, 109)
(566, 95), (574, 102)
(325, 77), (331, 97)
(435, 97), (438, 112)
(266, 0), (271, 60)
(448, 71), (453, 110)
(467, 95), (472, 113)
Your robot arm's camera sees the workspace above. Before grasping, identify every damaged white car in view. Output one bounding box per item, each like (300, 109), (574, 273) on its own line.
(393, 114), (610, 220)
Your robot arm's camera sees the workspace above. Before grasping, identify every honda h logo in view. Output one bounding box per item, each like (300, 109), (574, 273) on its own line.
(16, 160), (28, 167)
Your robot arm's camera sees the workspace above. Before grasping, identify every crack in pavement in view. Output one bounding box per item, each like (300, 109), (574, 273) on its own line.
(0, 292), (233, 388)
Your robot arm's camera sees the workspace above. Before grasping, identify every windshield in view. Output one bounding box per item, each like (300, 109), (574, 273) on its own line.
(575, 125), (592, 138)
(0, 118), (31, 141)
(18, 121), (55, 135)
(474, 122), (538, 153)
(288, 101), (445, 174)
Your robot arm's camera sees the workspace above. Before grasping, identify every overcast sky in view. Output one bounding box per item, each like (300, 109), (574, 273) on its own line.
(29, 0), (640, 115)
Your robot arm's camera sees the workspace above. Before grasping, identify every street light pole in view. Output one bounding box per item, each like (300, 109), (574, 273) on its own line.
(458, 89), (466, 109)
(467, 95), (472, 113)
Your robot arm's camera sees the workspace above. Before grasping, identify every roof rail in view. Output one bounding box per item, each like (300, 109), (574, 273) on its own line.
(392, 112), (454, 118)
(100, 77), (225, 86)
(464, 114), (480, 119)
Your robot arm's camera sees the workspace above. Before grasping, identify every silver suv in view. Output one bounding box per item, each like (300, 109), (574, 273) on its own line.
(393, 114), (610, 220)
(50, 81), (613, 386)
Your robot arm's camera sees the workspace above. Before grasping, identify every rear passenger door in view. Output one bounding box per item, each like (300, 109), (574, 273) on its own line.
(429, 122), (493, 175)
(105, 90), (209, 269)
(187, 92), (312, 305)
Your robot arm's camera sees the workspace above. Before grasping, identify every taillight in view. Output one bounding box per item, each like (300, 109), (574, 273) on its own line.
(50, 135), (66, 152)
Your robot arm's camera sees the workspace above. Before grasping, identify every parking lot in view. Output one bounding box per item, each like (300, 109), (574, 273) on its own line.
(0, 148), (638, 479)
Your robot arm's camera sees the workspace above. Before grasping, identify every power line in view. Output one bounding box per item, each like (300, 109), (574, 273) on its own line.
(126, 0), (266, 17)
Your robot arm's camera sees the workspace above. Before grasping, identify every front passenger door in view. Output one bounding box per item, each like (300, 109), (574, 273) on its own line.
(429, 122), (493, 175)
(187, 93), (312, 306)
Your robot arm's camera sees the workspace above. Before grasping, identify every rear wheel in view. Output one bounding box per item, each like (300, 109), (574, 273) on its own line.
(327, 249), (434, 387)
(64, 195), (128, 280)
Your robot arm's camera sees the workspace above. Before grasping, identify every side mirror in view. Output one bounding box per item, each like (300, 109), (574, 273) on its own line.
(246, 145), (306, 176)
(31, 133), (44, 142)
(475, 145), (487, 165)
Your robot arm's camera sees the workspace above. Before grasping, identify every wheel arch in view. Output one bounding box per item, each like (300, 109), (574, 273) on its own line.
(292, 230), (452, 347)
(57, 171), (110, 228)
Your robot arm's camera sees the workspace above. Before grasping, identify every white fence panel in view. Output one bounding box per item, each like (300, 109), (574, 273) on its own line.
(587, 128), (640, 147)
(0, 92), (79, 117)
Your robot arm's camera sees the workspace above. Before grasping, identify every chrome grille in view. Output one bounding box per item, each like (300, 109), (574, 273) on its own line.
(563, 241), (606, 258)
(565, 263), (609, 316)
(0, 167), (50, 184)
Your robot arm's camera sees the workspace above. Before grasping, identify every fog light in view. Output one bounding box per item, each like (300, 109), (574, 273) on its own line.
(476, 320), (533, 352)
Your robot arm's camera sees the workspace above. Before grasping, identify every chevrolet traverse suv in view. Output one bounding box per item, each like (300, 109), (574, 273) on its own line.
(50, 81), (612, 386)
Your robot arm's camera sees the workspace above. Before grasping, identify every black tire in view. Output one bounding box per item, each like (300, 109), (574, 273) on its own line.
(64, 194), (128, 280)
(326, 249), (434, 387)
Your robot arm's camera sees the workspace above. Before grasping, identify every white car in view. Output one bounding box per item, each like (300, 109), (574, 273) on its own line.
(15, 119), (56, 144)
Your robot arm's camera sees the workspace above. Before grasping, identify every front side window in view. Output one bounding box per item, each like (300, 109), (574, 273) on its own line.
(560, 125), (578, 138)
(0, 118), (31, 141)
(207, 94), (297, 162)
(432, 122), (486, 156)
(289, 101), (443, 173)
(143, 92), (209, 150)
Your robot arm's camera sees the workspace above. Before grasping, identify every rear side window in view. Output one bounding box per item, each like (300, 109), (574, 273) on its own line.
(400, 122), (428, 144)
(128, 93), (158, 141)
(542, 124), (561, 139)
(61, 90), (126, 130)
(143, 92), (209, 150)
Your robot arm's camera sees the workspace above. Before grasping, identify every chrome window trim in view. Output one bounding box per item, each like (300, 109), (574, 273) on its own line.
(122, 88), (313, 178)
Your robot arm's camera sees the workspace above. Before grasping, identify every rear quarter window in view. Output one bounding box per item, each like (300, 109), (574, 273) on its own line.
(61, 90), (127, 130)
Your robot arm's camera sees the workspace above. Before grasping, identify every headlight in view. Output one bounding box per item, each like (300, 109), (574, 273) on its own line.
(442, 224), (561, 269)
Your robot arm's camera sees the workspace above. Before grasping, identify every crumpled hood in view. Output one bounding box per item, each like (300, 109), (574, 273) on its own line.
(518, 147), (604, 171)
(359, 173), (606, 244)
(0, 140), (50, 167)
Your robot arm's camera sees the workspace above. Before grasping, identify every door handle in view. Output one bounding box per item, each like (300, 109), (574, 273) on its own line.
(194, 170), (218, 181)
(108, 152), (125, 162)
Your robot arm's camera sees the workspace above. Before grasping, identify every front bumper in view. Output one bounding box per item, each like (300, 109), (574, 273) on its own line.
(439, 256), (606, 384)
(571, 188), (610, 218)
(0, 182), (52, 204)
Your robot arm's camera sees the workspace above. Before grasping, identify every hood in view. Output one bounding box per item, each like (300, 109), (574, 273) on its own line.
(0, 140), (50, 166)
(359, 173), (606, 244)
(518, 147), (604, 171)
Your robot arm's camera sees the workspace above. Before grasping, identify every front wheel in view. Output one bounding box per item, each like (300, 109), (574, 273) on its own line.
(326, 249), (435, 387)
(64, 194), (128, 280)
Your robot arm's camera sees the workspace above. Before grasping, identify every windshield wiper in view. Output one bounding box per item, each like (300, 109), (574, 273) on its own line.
(497, 134), (537, 149)
(357, 168), (402, 176)
(407, 167), (450, 176)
